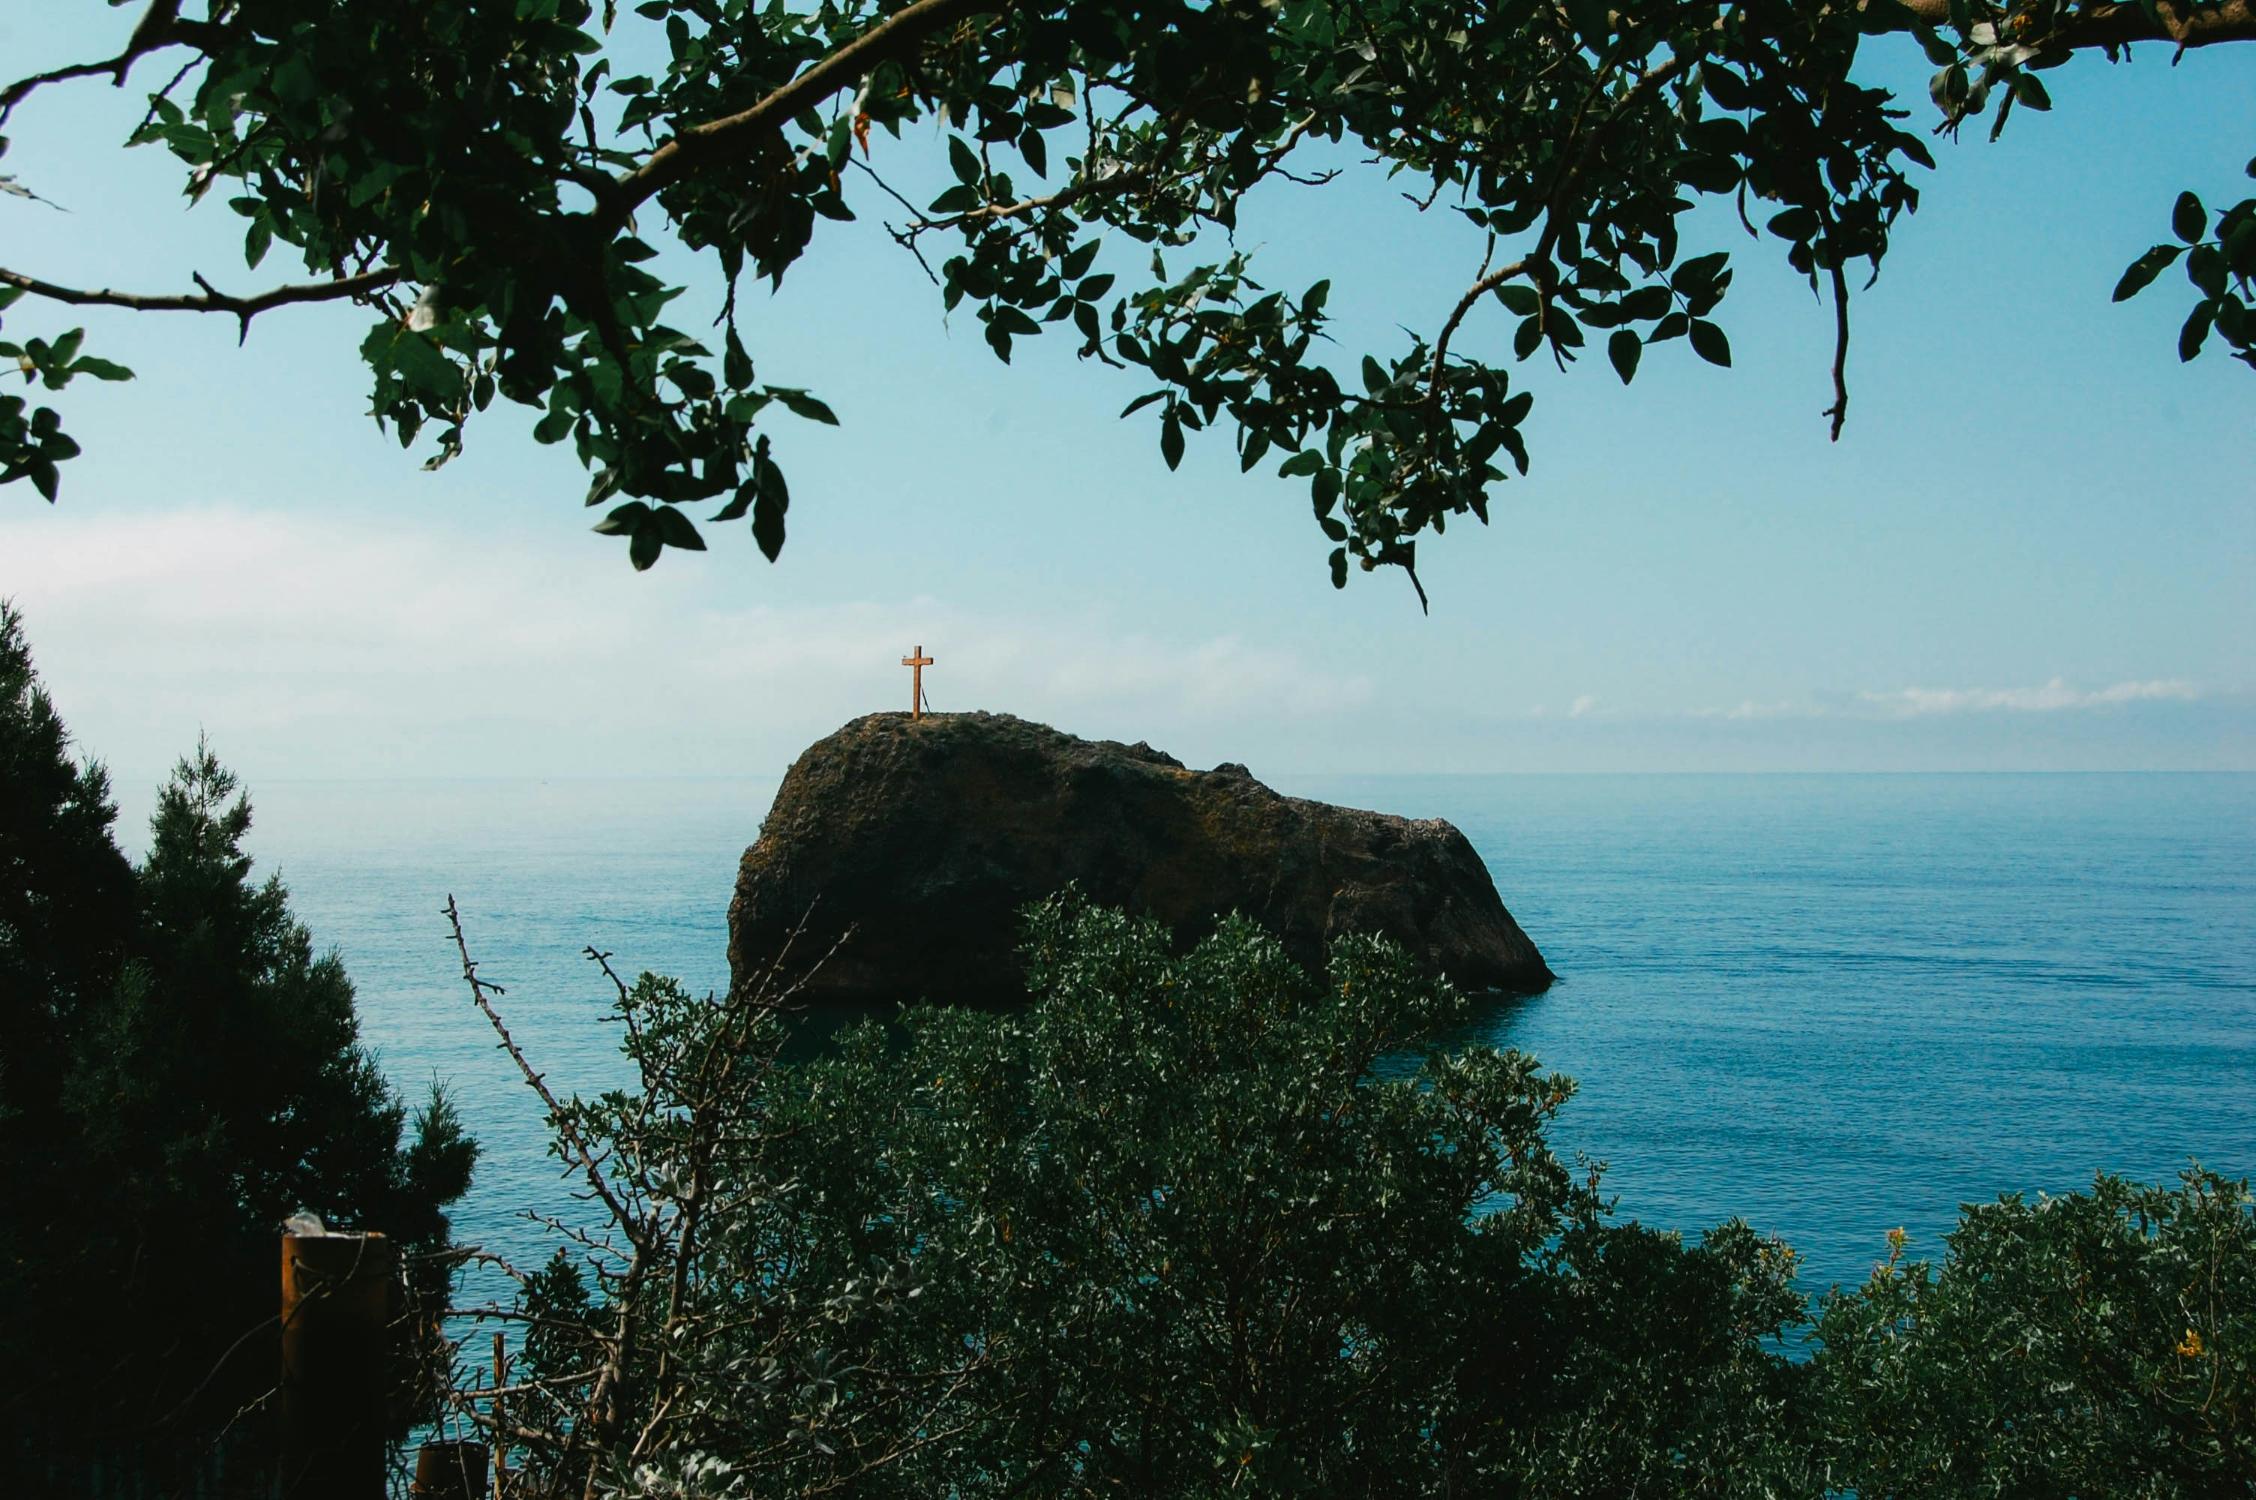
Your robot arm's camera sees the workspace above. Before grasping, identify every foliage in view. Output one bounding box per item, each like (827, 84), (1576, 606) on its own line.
(0, 600), (134, 1128)
(1811, 1170), (2256, 1497)
(469, 894), (1811, 1496)
(468, 894), (2256, 1497)
(0, 0), (2247, 591)
(0, 604), (476, 1483)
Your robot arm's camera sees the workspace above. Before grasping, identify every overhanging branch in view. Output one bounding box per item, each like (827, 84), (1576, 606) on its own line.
(611, 0), (1013, 220)
(1886, 0), (2256, 46)
(0, 265), (402, 341)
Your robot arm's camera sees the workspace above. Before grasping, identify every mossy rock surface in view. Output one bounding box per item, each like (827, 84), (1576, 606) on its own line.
(729, 712), (1553, 1005)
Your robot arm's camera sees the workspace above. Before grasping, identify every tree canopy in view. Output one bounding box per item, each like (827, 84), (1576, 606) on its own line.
(1, 0), (2249, 596)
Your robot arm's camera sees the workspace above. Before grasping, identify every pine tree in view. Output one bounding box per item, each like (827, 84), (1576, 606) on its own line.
(0, 606), (476, 1480)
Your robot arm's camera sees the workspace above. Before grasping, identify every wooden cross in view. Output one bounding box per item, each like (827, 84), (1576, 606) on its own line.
(901, 645), (933, 720)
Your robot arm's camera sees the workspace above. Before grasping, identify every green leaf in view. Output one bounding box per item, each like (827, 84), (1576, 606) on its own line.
(1688, 319), (1731, 367)
(2111, 244), (2181, 302)
(1494, 284), (1540, 317)
(949, 135), (980, 185)
(1608, 329), (1641, 384)
(593, 501), (651, 536)
(771, 387), (839, 425)
(1160, 408), (1184, 470)
(2179, 301), (2214, 362)
(68, 356), (133, 382)
(653, 505), (706, 551)
(2173, 192), (2207, 246)
(753, 478), (789, 560)
(628, 521), (662, 571)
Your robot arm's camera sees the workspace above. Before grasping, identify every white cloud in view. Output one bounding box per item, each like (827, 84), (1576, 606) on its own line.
(0, 506), (1373, 778)
(1568, 694), (1597, 719)
(1858, 678), (2201, 717)
(1690, 699), (1804, 721)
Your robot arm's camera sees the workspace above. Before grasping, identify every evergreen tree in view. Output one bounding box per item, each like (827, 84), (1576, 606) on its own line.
(0, 600), (134, 1126)
(0, 605), (476, 1481)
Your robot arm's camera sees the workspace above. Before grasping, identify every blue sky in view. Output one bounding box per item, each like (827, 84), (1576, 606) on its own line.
(1, 7), (2250, 781)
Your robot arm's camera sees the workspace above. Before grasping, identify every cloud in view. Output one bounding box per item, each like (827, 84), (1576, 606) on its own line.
(1690, 699), (1803, 721)
(1857, 678), (2201, 717)
(1567, 694), (1597, 719)
(0, 506), (1372, 777)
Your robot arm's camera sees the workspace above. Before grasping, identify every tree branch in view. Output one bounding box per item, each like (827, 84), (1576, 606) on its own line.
(1888, 0), (2256, 47)
(0, 265), (402, 343)
(612, 0), (1012, 219)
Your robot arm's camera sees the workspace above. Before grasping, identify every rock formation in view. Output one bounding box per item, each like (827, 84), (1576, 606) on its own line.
(728, 712), (1552, 1005)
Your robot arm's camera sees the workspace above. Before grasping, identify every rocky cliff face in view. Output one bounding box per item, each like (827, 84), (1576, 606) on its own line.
(728, 712), (1552, 1005)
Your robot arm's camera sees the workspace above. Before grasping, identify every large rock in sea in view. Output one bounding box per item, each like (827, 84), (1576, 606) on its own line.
(728, 712), (1552, 1005)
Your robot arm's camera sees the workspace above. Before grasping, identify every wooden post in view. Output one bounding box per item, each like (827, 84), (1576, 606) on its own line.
(412, 1440), (489, 1498)
(279, 1230), (395, 1500)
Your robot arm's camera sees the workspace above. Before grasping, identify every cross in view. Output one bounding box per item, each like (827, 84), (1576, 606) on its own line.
(901, 645), (933, 720)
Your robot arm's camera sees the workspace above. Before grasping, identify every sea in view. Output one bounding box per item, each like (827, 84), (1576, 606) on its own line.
(140, 771), (2256, 1314)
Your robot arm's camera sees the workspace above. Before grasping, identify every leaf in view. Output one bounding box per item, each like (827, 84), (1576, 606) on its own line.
(2179, 301), (2214, 362)
(2111, 244), (2181, 302)
(949, 135), (980, 185)
(1608, 329), (1641, 384)
(753, 482), (788, 561)
(771, 387), (839, 424)
(2010, 73), (2051, 111)
(1160, 408), (1184, 470)
(1494, 283), (1540, 317)
(2173, 192), (2207, 246)
(652, 505), (706, 552)
(68, 356), (133, 382)
(1688, 319), (1731, 367)
(628, 521), (662, 571)
(1511, 316), (1543, 360)
(1670, 252), (1729, 294)
(593, 501), (651, 536)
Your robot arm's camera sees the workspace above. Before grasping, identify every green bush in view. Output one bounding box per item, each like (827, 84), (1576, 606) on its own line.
(477, 894), (2254, 1499)
(486, 896), (1808, 1496)
(1811, 1170), (2255, 1497)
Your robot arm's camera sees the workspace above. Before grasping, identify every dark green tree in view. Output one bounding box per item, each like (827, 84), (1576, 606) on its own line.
(0, 607), (476, 1483)
(0, 600), (134, 1127)
(1, 0), (2248, 595)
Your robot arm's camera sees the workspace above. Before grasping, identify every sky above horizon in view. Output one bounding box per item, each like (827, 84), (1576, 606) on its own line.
(1, 9), (2250, 785)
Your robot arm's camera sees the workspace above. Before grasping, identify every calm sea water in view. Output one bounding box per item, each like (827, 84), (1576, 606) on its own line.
(138, 772), (2256, 1309)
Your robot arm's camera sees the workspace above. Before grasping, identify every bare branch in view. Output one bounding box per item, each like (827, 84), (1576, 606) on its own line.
(0, 264), (403, 345)
(443, 896), (646, 1253)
